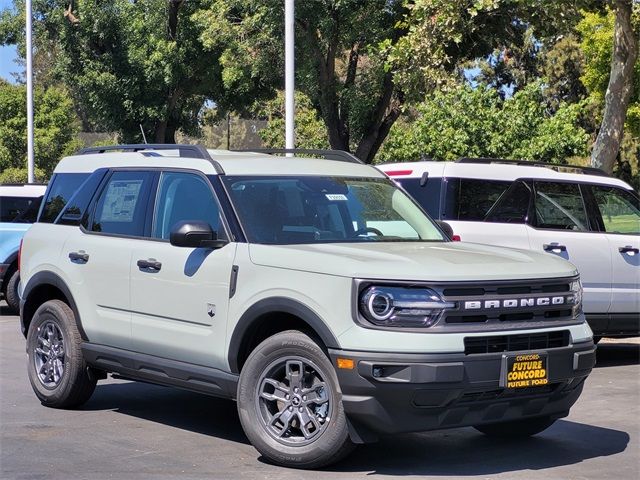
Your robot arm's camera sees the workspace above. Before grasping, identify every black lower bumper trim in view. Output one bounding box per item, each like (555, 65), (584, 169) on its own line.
(330, 341), (595, 439)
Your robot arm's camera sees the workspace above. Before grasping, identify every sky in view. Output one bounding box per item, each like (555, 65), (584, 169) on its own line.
(0, 0), (19, 83)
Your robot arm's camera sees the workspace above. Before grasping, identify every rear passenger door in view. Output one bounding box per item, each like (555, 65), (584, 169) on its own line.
(588, 185), (640, 315)
(525, 181), (611, 315)
(62, 170), (156, 349)
(129, 171), (236, 369)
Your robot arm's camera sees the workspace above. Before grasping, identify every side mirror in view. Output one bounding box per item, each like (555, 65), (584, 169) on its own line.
(436, 220), (454, 239)
(169, 220), (228, 249)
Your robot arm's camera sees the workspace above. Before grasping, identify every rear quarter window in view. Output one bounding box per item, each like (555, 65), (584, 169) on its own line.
(39, 173), (90, 223)
(443, 178), (511, 221)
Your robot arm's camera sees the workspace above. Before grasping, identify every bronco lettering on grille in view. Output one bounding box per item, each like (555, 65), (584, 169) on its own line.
(464, 297), (566, 310)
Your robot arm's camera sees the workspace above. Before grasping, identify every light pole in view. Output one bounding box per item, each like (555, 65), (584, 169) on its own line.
(284, 0), (295, 152)
(26, 0), (35, 183)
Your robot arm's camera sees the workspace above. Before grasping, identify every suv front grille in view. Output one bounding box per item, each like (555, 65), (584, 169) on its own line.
(463, 330), (570, 355)
(436, 277), (578, 330)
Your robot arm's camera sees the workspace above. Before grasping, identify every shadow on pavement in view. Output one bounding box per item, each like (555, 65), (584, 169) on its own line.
(83, 381), (249, 445)
(84, 381), (629, 476)
(595, 342), (640, 368)
(328, 420), (629, 476)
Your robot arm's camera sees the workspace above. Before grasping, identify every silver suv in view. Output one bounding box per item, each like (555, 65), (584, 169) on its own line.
(19, 145), (595, 468)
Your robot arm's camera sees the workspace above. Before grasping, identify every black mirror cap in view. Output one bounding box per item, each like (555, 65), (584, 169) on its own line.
(436, 220), (454, 240)
(169, 220), (227, 249)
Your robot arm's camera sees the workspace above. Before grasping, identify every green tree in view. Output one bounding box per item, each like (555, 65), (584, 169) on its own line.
(254, 92), (329, 150)
(378, 83), (589, 164)
(0, 0), (230, 143)
(196, 0), (531, 164)
(577, 2), (639, 173)
(0, 80), (81, 181)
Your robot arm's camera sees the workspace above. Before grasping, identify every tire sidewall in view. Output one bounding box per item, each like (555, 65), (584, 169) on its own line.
(5, 268), (20, 312)
(26, 301), (81, 406)
(237, 331), (350, 468)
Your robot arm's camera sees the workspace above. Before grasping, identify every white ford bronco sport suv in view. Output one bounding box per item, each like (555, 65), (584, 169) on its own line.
(20, 145), (595, 468)
(379, 158), (640, 341)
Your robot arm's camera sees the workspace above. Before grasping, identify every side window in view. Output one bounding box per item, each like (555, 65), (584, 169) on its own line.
(0, 196), (42, 223)
(395, 178), (442, 218)
(39, 173), (90, 223)
(443, 178), (511, 221)
(91, 171), (154, 237)
(533, 182), (589, 231)
(152, 172), (223, 240)
(485, 180), (532, 223)
(591, 185), (640, 235)
(57, 169), (109, 226)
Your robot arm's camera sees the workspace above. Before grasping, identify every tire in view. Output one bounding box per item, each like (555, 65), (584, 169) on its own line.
(237, 330), (354, 469)
(4, 267), (20, 313)
(474, 416), (556, 438)
(26, 299), (97, 409)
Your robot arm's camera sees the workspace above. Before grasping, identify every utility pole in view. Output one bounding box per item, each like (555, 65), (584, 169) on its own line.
(284, 0), (295, 153)
(26, 0), (35, 183)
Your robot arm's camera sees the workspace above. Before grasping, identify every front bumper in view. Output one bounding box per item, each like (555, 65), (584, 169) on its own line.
(329, 340), (595, 441)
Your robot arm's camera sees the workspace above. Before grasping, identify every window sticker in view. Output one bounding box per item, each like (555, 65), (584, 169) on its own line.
(100, 180), (143, 222)
(325, 193), (348, 201)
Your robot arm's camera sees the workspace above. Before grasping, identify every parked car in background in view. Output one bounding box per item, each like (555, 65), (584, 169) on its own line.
(0, 183), (47, 313)
(378, 158), (640, 341)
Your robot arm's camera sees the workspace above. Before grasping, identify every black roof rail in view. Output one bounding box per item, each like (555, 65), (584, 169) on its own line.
(76, 144), (224, 174)
(237, 148), (364, 164)
(456, 157), (609, 177)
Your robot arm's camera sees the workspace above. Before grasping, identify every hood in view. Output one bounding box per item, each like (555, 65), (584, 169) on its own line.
(248, 241), (578, 282)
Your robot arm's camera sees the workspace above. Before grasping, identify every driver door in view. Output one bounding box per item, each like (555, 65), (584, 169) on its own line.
(129, 170), (235, 369)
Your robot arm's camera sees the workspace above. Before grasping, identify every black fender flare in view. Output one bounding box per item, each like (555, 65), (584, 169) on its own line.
(227, 297), (340, 373)
(20, 271), (87, 340)
(2, 250), (18, 267)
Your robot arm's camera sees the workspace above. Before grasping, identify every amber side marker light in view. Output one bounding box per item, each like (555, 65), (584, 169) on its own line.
(337, 358), (355, 370)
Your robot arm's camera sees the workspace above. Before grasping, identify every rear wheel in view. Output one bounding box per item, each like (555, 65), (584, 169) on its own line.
(26, 300), (97, 408)
(237, 330), (354, 469)
(474, 416), (556, 438)
(4, 267), (20, 313)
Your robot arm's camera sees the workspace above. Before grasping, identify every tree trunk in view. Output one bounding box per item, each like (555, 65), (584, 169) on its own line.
(590, 0), (638, 174)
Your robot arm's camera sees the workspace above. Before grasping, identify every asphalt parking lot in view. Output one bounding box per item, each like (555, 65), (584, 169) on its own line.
(1, 303), (638, 480)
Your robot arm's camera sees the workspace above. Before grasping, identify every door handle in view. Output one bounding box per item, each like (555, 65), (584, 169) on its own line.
(137, 259), (162, 271)
(68, 251), (89, 264)
(543, 243), (567, 253)
(619, 246), (639, 255)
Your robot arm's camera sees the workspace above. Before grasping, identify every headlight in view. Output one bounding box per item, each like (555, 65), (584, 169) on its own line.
(568, 278), (583, 316)
(359, 286), (455, 328)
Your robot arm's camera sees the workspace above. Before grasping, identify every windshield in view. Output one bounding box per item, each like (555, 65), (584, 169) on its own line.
(222, 176), (445, 244)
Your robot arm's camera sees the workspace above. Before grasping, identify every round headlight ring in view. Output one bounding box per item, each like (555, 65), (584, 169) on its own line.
(367, 291), (394, 321)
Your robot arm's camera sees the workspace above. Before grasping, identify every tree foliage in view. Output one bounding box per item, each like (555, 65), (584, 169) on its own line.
(378, 83), (589, 164)
(1, 0), (230, 143)
(0, 80), (81, 181)
(577, 6), (640, 137)
(254, 91), (329, 150)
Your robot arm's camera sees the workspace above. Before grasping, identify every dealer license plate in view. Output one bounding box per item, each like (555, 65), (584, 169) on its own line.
(500, 352), (549, 389)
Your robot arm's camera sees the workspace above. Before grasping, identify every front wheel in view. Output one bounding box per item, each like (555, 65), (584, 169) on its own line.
(474, 416), (556, 438)
(237, 330), (354, 469)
